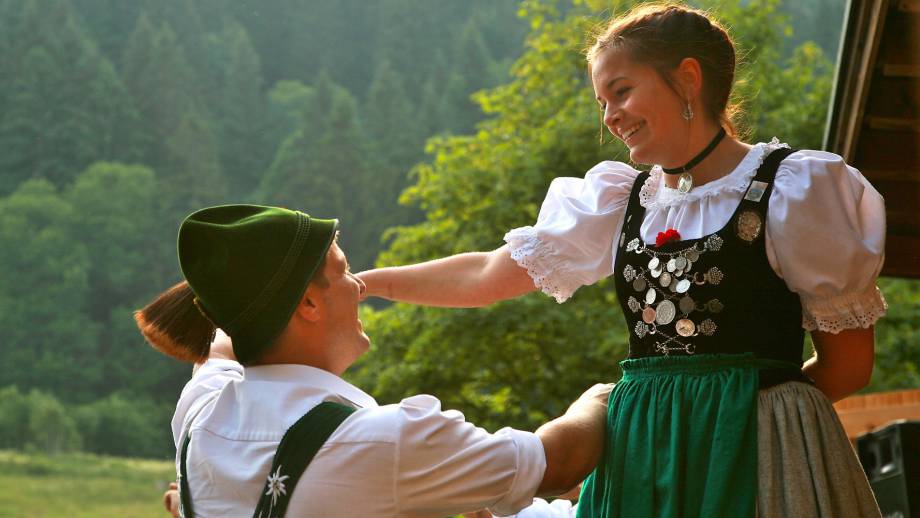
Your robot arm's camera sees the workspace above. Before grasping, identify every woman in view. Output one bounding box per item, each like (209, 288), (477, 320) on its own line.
(358, 4), (886, 517)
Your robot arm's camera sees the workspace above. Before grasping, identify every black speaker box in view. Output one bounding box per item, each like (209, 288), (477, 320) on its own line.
(857, 420), (920, 518)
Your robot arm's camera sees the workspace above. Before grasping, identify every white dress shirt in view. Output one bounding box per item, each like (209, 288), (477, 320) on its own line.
(504, 139), (887, 334)
(172, 345), (546, 517)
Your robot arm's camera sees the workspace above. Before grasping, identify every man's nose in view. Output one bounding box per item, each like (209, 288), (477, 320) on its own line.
(354, 273), (367, 299)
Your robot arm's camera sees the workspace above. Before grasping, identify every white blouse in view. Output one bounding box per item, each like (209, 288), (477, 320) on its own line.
(504, 139), (888, 334)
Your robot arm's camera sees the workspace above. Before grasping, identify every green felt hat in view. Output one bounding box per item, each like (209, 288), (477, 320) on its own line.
(178, 204), (338, 363)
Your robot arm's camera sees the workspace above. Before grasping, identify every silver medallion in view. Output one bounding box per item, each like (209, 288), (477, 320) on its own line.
(707, 267), (724, 285)
(645, 288), (657, 304)
(651, 267), (662, 279)
(675, 279), (691, 293)
(706, 299), (724, 313)
(633, 277), (647, 292)
(736, 209), (763, 243)
(648, 257), (660, 270)
(686, 249), (700, 262)
(635, 321), (649, 338)
(655, 300), (676, 325)
(699, 319), (717, 336)
(626, 238), (640, 253)
(666, 258), (677, 273)
(706, 234), (723, 251)
(627, 296), (641, 313)
(642, 306), (657, 324)
(677, 172), (693, 194)
(623, 264), (636, 282)
(679, 295), (696, 315)
(675, 318), (696, 337)
(659, 272), (672, 288)
(674, 268), (684, 278)
(675, 256), (688, 270)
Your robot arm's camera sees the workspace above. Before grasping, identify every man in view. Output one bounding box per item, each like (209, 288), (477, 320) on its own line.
(137, 205), (607, 517)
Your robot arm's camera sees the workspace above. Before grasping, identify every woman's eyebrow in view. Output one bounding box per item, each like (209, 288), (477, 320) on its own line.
(596, 76), (628, 102)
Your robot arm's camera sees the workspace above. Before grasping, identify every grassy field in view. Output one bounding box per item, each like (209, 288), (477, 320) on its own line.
(0, 449), (175, 518)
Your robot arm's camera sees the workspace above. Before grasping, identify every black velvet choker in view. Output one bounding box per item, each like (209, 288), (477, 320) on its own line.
(662, 128), (727, 175)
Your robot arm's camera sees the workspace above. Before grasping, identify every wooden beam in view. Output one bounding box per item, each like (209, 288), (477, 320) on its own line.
(882, 64), (920, 77)
(866, 116), (920, 131)
(882, 235), (920, 278)
(834, 388), (920, 440)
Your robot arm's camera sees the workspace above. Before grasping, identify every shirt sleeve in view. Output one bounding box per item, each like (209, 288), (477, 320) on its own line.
(394, 394), (546, 517)
(504, 161), (640, 303)
(170, 332), (244, 448)
(493, 498), (578, 517)
(765, 150), (888, 333)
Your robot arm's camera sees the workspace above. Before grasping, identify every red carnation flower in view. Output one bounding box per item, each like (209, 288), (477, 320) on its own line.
(655, 228), (681, 247)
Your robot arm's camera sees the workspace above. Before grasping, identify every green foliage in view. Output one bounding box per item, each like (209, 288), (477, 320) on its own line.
(870, 278), (920, 392)
(351, 0), (920, 437)
(0, 387), (81, 454)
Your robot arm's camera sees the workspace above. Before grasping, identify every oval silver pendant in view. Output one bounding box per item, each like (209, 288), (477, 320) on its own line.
(666, 258), (677, 272)
(677, 172), (693, 194)
(645, 287), (657, 304)
(642, 306), (657, 324)
(675, 279), (691, 293)
(651, 268), (662, 278)
(633, 277), (647, 292)
(675, 318), (696, 337)
(659, 272), (672, 288)
(655, 300), (676, 325)
(675, 256), (688, 270)
(674, 268), (684, 278)
(648, 257), (660, 270)
(679, 295), (696, 315)
(686, 249), (700, 262)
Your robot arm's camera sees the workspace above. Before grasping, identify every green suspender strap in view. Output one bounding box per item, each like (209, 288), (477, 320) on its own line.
(178, 401), (357, 518)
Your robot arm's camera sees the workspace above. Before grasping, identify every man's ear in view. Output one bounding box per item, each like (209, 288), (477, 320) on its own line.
(295, 287), (322, 323)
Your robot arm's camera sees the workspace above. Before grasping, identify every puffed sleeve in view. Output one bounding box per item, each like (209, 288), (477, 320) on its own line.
(504, 161), (640, 303)
(766, 150), (888, 333)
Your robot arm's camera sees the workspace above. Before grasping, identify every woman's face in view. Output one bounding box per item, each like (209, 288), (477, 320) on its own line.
(591, 48), (688, 167)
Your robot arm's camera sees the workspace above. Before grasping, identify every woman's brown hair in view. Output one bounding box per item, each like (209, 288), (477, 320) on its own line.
(587, 2), (739, 135)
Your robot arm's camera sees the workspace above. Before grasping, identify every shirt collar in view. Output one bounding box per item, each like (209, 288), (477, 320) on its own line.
(242, 363), (378, 409)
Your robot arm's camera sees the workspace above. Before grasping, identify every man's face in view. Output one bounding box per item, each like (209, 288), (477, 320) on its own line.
(317, 241), (370, 372)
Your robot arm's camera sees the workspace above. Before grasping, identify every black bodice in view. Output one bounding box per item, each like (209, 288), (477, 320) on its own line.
(613, 148), (810, 384)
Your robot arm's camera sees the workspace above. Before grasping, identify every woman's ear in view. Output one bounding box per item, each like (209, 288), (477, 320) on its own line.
(675, 57), (703, 100)
(295, 287), (322, 323)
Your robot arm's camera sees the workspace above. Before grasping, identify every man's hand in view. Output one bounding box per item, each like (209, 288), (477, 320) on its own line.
(163, 482), (179, 518)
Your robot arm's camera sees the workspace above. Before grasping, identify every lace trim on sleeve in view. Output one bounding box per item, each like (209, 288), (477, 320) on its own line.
(504, 227), (581, 304)
(801, 284), (888, 333)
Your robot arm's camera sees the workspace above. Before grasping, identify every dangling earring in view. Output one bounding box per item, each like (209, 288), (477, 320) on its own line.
(682, 101), (694, 121)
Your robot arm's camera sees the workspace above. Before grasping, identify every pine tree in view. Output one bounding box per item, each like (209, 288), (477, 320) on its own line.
(215, 20), (271, 199)
(0, 0), (136, 195)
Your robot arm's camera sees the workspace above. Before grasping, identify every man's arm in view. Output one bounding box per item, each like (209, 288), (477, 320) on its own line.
(535, 383), (612, 496)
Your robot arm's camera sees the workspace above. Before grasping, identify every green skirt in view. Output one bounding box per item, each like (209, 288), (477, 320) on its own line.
(576, 353), (792, 518)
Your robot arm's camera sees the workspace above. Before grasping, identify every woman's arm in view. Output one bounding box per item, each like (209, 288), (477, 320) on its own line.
(803, 326), (875, 403)
(357, 245), (537, 307)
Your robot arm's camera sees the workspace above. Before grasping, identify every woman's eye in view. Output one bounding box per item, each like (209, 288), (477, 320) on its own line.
(598, 103), (607, 111)
(616, 87), (631, 98)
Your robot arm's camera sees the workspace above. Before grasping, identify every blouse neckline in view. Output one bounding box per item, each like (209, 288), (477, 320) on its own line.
(640, 138), (789, 209)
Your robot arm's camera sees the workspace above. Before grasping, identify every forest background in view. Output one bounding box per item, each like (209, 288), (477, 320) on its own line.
(0, 0), (917, 461)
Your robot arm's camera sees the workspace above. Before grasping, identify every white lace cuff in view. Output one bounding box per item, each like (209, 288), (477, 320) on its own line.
(801, 284), (888, 333)
(504, 227), (581, 304)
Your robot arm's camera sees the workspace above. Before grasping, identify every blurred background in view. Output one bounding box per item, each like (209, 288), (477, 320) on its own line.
(0, 0), (916, 516)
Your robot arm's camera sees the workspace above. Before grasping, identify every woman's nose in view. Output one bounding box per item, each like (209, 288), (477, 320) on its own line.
(604, 106), (619, 130)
